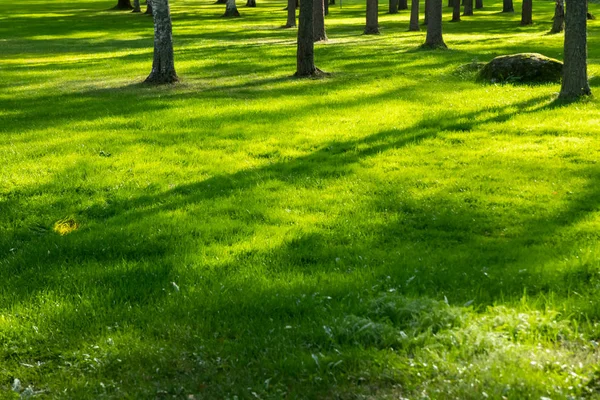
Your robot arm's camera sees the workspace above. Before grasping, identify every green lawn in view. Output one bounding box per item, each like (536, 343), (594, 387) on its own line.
(2, 0), (600, 398)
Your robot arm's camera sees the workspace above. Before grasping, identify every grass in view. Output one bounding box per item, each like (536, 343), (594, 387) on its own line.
(1, 0), (600, 398)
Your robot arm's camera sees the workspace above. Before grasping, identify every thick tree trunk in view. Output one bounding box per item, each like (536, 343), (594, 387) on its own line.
(145, 0), (153, 14)
(520, 0), (532, 25)
(365, 0), (380, 33)
(475, 0), (482, 8)
(313, 0), (327, 41)
(399, 0), (408, 9)
(132, 0), (141, 12)
(424, 0), (429, 24)
(325, 0), (329, 15)
(285, 0), (296, 27)
(223, 0), (240, 16)
(296, 0), (321, 76)
(463, 0), (472, 15)
(145, 0), (177, 84)
(502, 0), (513, 12)
(451, 0), (460, 21)
(423, 0), (446, 47)
(409, 0), (420, 29)
(550, 0), (564, 33)
(114, 0), (133, 10)
(559, 0), (591, 99)
(246, 0), (256, 6)
(389, 0), (398, 14)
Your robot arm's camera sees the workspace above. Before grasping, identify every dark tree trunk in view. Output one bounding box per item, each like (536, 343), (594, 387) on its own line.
(502, 0), (513, 12)
(114, 0), (133, 10)
(330, 0), (335, 4)
(475, 0), (482, 8)
(409, 0), (420, 30)
(447, 0), (452, 7)
(246, 0), (256, 6)
(463, 0), (472, 15)
(550, 0), (564, 33)
(520, 0), (532, 25)
(423, 0), (429, 24)
(313, 0), (327, 41)
(145, 0), (177, 84)
(285, 0), (296, 27)
(559, 0), (591, 99)
(145, 0), (153, 14)
(132, 0), (141, 12)
(399, 0), (408, 9)
(223, 0), (240, 16)
(296, 0), (322, 76)
(365, 0), (380, 33)
(423, 0), (446, 47)
(389, 0), (398, 14)
(451, 0), (460, 21)
(325, 0), (329, 15)
(216, 0), (226, 3)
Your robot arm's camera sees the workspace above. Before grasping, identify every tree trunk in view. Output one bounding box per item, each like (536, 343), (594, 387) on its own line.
(223, 0), (240, 16)
(330, 0), (335, 4)
(325, 0), (329, 15)
(216, 0), (226, 3)
(246, 0), (256, 6)
(463, 0), (472, 15)
(132, 0), (141, 12)
(423, 0), (446, 47)
(550, 0), (564, 33)
(313, 0), (327, 41)
(520, 0), (532, 25)
(145, 0), (177, 84)
(559, 0), (591, 99)
(409, 0), (420, 30)
(502, 0), (513, 12)
(365, 0), (380, 33)
(424, 0), (429, 24)
(285, 0), (296, 27)
(475, 0), (482, 8)
(389, 0), (398, 14)
(447, 0), (452, 7)
(145, 0), (153, 14)
(399, 0), (408, 9)
(296, 0), (321, 76)
(114, 0), (133, 10)
(451, 0), (460, 21)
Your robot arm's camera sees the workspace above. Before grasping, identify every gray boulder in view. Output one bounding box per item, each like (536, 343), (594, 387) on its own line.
(477, 53), (563, 84)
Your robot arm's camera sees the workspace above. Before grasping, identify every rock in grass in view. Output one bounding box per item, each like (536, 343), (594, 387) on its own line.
(477, 53), (563, 84)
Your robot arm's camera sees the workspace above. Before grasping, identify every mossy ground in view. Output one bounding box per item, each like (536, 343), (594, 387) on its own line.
(1, 0), (600, 398)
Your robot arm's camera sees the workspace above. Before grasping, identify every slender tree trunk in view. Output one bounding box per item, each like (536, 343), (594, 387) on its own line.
(520, 0), (532, 24)
(296, 0), (321, 76)
(145, 0), (153, 14)
(550, 0), (564, 33)
(502, 0), (513, 12)
(447, 0), (452, 7)
(145, 0), (177, 84)
(246, 0), (256, 6)
(409, 0), (420, 30)
(285, 0), (296, 27)
(475, 0), (482, 8)
(313, 0), (327, 41)
(132, 0), (141, 12)
(399, 0), (408, 9)
(424, 0), (429, 24)
(463, 0), (472, 15)
(559, 0), (591, 99)
(451, 0), (460, 21)
(114, 0), (133, 10)
(365, 0), (380, 33)
(223, 0), (240, 16)
(330, 0), (335, 4)
(389, 0), (399, 14)
(325, 0), (329, 15)
(423, 0), (446, 47)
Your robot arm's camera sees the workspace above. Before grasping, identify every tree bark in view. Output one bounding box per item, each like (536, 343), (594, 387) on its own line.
(145, 0), (177, 84)
(246, 0), (256, 6)
(325, 0), (329, 15)
(423, 0), (446, 47)
(145, 0), (153, 14)
(520, 0), (532, 25)
(550, 0), (564, 33)
(399, 0), (408, 9)
(365, 0), (380, 33)
(313, 0), (327, 41)
(447, 0), (452, 7)
(451, 0), (460, 21)
(559, 0), (591, 99)
(475, 0), (482, 8)
(114, 0), (133, 10)
(132, 0), (141, 12)
(330, 0), (335, 4)
(463, 0), (472, 15)
(223, 0), (240, 16)
(285, 0), (296, 27)
(423, 0), (429, 24)
(502, 0), (513, 12)
(409, 0), (420, 30)
(296, 0), (322, 76)
(389, 0), (398, 14)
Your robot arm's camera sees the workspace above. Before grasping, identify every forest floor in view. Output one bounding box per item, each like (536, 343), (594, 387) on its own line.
(2, 0), (600, 398)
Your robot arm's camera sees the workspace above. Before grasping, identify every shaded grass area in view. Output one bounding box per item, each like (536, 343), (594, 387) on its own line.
(2, 0), (600, 398)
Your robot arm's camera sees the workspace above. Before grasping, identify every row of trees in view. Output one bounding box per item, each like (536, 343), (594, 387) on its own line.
(138, 0), (591, 100)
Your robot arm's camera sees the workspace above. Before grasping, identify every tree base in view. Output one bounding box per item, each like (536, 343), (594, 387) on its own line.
(294, 67), (328, 78)
(587, 12), (596, 20)
(463, 11), (473, 15)
(313, 36), (328, 42)
(283, 23), (296, 28)
(223, 10), (241, 16)
(112, 4), (134, 10)
(450, 17), (461, 22)
(144, 73), (179, 85)
(421, 42), (448, 49)
(132, 7), (141, 12)
(409, 25), (420, 31)
(520, 20), (532, 25)
(364, 27), (380, 34)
